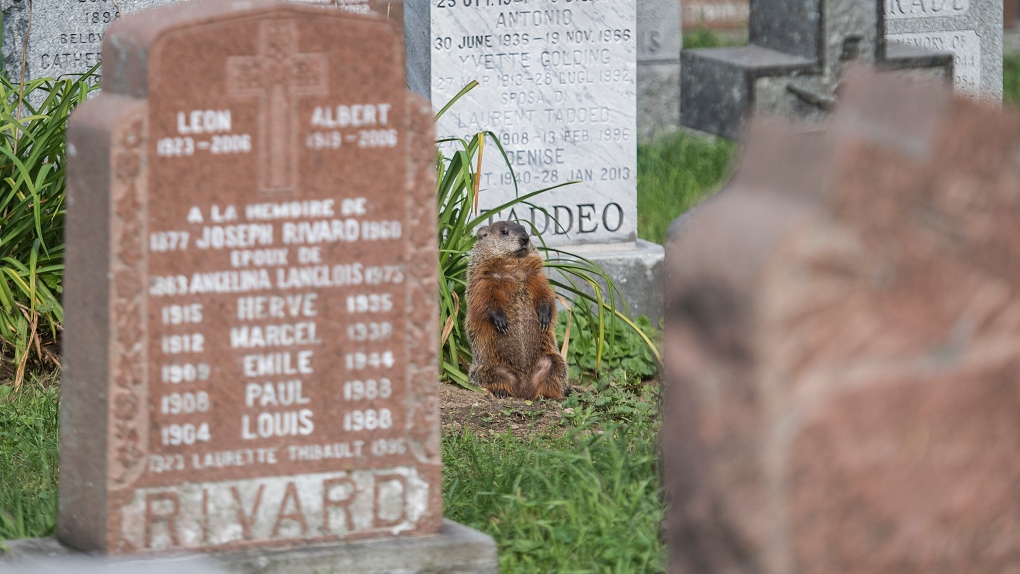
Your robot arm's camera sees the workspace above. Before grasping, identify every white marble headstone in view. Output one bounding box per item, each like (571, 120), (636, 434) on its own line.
(425, 3), (638, 248)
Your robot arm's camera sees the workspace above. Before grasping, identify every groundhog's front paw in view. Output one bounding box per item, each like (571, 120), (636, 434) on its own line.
(489, 308), (509, 333)
(536, 302), (552, 331)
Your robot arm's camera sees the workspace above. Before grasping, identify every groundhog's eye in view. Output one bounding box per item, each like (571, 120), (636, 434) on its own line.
(501, 229), (508, 235)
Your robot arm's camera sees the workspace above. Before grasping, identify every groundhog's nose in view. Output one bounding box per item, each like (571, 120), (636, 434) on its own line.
(519, 236), (530, 247)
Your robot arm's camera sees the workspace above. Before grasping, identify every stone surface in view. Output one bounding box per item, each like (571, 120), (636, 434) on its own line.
(1, 0), (402, 85)
(408, 0), (675, 144)
(0, 520), (499, 573)
(0, 551), (223, 574)
(681, 0), (955, 139)
(553, 239), (665, 323)
(2, 0), (175, 84)
(886, 0), (1003, 101)
(678, 0), (1005, 99)
(63, 0), (444, 554)
(637, 0), (682, 141)
(663, 68), (1020, 573)
(407, 1), (639, 248)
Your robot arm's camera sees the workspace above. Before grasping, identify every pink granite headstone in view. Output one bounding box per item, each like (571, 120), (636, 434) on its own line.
(62, 0), (440, 554)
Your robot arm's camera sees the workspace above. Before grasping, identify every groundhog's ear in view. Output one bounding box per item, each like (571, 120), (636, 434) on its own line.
(476, 226), (490, 240)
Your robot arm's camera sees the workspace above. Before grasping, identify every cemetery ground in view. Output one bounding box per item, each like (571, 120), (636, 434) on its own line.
(5, 28), (1016, 573)
(0, 126), (725, 572)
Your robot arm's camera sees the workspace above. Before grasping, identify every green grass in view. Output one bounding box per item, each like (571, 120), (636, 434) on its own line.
(1005, 54), (1020, 107)
(682, 27), (748, 49)
(637, 132), (738, 244)
(0, 374), (60, 540)
(444, 378), (663, 573)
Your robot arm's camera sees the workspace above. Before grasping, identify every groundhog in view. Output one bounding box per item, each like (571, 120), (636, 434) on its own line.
(466, 221), (569, 400)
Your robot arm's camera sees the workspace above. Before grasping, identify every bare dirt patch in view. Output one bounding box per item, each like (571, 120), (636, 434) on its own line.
(440, 382), (574, 439)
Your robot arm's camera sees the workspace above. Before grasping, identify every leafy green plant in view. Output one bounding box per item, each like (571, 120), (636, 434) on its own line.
(0, 70), (98, 390)
(556, 313), (659, 385)
(435, 83), (659, 390)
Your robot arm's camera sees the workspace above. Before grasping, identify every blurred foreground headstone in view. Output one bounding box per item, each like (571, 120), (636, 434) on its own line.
(663, 67), (1020, 573)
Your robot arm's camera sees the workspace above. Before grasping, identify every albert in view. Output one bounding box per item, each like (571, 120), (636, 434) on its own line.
(310, 103), (392, 128)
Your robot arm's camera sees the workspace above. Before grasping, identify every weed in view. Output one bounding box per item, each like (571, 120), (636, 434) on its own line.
(556, 312), (659, 385)
(444, 352), (664, 573)
(0, 70), (98, 388)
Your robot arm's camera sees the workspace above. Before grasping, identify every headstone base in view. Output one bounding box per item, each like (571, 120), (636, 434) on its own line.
(556, 239), (664, 323)
(681, 44), (954, 139)
(0, 520), (499, 574)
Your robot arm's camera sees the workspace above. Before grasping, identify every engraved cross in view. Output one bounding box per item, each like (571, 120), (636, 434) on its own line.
(227, 20), (327, 193)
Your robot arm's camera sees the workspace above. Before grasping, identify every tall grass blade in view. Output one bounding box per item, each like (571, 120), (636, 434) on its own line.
(0, 68), (97, 383)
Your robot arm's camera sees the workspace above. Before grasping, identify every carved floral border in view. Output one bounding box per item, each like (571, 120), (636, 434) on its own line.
(109, 108), (149, 490)
(403, 95), (441, 465)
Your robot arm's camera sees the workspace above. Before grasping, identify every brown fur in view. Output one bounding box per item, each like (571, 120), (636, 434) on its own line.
(466, 221), (569, 399)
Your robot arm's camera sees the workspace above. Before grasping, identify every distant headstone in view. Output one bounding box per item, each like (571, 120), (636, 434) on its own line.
(637, 0), (683, 141)
(664, 68), (1020, 572)
(681, 0), (955, 139)
(1, 0), (402, 84)
(408, 2), (639, 248)
(678, 0), (1005, 100)
(2, 0), (178, 83)
(61, 0), (467, 558)
(886, 0), (1003, 101)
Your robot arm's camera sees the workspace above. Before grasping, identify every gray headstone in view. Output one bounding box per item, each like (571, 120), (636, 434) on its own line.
(1, 0), (401, 85)
(1, 0), (180, 84)
(407, 2), (639, 249)
(885, 0), (1003, 102)
(681, 0), (956, 139)
(637, 0), (682, 142)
